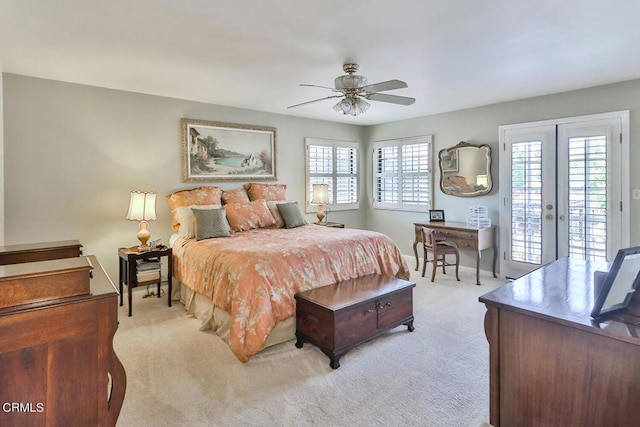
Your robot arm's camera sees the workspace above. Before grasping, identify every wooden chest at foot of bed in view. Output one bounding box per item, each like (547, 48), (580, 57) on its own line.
(294, 274), (415, 369)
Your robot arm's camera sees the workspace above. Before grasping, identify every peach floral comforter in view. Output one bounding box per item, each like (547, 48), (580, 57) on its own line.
(172, 224), (410, 362)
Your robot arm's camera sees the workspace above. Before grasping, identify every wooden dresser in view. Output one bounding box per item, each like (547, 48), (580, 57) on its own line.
(0, 254), (126, 426)
(413, 221), (496, 285)
(479, 258), (640, 426)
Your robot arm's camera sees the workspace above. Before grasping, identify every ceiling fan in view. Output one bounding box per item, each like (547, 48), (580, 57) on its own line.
(288, 63), (416, 116)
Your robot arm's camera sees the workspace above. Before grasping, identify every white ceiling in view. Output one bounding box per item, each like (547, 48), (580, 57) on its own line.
(2, 0), (640, 126)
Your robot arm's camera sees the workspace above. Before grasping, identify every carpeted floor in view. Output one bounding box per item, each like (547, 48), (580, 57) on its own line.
(113, 262), (506, 427)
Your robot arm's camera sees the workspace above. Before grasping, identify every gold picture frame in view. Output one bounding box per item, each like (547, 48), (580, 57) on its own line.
(181, 118), (276, 182)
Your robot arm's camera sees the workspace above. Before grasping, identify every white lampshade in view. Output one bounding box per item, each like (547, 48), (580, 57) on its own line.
(311, 184), (329, 205)
(126, 191), (157, 221)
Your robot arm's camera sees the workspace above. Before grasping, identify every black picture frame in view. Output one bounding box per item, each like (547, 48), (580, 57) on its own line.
(591, 246), (640, 319)
(429, 209), (445, 222)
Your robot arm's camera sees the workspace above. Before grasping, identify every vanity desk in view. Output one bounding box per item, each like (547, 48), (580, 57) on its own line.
(413, 221), (497, 285)
(479, 257), (640, 426)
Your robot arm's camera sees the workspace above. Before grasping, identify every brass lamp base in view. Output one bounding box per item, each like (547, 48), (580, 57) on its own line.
(315, 204), (326, 224)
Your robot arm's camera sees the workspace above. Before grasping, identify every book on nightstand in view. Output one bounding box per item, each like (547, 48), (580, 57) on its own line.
(136, 270), (160, 282)
(136, 258), (161, 282)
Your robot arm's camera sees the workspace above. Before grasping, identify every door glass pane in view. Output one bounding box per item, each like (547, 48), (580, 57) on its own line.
(567, 136), (607, 261)
(511, 141), (543, 264)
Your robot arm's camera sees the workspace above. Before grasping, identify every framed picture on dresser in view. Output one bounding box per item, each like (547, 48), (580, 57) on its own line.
(429, 209), (445, 222)
(591, 246), (640, 318)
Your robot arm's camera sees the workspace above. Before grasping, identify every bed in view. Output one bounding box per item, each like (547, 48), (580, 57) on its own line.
(166, 184), (410, 362)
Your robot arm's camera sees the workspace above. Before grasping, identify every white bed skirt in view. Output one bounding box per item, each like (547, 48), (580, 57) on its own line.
(176, 280), (297, 349)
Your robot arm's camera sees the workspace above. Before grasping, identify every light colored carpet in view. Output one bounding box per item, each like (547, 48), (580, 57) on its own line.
(114, 262), (505, 427)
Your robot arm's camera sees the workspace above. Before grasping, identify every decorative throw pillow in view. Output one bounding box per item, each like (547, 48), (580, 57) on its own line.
(221, 188), (251, 204)
(174, 204), (222, 238)
(166, 186), (222, 230)
(245, 183), (287, 201)
(266, 200), (290, 228)
(224, 200), (276, 232)
(277, 202), (308, 229)
(191, 208), (231, 240)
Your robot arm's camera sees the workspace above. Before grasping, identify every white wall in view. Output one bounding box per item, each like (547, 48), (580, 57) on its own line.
(365, 78), (640, 273)
(3, 74), (365, 281)
(4, 73), (640, 280)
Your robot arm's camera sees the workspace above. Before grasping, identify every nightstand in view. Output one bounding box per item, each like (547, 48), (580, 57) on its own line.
(118, 245), (172, 317)
(317, 222), (345, 228)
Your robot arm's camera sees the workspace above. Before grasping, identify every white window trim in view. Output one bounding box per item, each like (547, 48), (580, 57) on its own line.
(305, 137), (359, 213)
(372, 135), (433, 212)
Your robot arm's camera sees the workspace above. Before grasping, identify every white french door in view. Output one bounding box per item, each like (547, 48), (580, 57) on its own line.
(500, 111), (629, 279)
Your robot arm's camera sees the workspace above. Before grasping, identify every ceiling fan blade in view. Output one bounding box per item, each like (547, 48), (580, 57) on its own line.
(300, 84), (337, 91)
(366, 93), (416, 106)
(360, 79), (408, 93)
(287, 95), (343, 109)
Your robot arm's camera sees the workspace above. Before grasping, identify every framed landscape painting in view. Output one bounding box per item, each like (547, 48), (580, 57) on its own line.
(181, 118), (276, 182)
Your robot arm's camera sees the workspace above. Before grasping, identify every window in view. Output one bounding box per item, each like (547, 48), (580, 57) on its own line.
(305, 138), (359, 212)
(373, 135), (432, 211)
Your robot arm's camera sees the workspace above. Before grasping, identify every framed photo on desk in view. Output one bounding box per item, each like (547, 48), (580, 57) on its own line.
(429, 209), (445, 222)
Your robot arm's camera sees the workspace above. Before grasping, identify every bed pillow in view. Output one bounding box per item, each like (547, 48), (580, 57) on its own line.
(224, 200), (276, 232)
(277, 202), (308, 229)
(174, 204), (222, 238)
(221, 188), (251, 204)
(245, 183), (287, 201)
(266, 200), (290, 228)
(166, 186), (223, 230)
(191, 208), (231, 240)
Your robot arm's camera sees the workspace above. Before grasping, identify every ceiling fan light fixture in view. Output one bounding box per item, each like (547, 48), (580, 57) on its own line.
(354, 98), (370, 115)
(289, 63), (414, 116)
(333, 97), (370, 116)
(333, 99), (352, 115)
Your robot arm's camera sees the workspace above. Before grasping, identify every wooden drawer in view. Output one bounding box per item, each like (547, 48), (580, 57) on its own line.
(456, 238), (478, 250)
(436, 230), (477, 249)
(0, 240), (82, 265)
(0, 257), (93, 309)
(295, 274), (415, 368)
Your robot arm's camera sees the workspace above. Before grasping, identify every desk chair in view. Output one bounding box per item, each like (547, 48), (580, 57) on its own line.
(421, 227), (460, 282)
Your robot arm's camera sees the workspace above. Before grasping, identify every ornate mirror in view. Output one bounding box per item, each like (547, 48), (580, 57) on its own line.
(439, 141), (492, 197)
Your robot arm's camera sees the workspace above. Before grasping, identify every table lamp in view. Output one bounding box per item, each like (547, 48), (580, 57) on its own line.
(311, 184), (329, 224)
(126, 191), (157, 251)
(476, 174), (489, 188)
